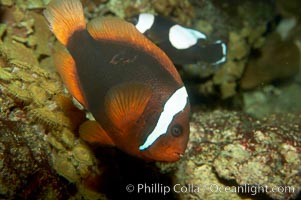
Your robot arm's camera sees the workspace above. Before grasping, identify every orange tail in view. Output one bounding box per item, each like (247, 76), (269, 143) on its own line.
(44, 0), (86, 46)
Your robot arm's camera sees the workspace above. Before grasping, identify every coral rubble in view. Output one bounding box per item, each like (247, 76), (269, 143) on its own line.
(158, 110), (301, 200)
(0, 46), (106, 199)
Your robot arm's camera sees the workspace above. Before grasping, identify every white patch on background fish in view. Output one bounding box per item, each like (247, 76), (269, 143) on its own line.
(135, 13), (155, 33)
(139, 86), (188, 150)
(169, 25), (206, 49)
(213, 40), (227, 65)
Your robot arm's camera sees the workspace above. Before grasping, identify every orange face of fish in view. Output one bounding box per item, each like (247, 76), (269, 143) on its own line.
(44, 0), (190, 162)
(140, 105), (190, 161)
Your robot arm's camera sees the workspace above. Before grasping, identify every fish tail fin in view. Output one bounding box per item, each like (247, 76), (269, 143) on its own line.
(201, 41), (227, 65)
(212, 40), (227, 65)
(208, 40), (227, 65)
(44, 0), (86, 45)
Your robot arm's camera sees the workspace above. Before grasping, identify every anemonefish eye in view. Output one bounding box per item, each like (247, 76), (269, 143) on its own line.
(171, 124), (183, 137)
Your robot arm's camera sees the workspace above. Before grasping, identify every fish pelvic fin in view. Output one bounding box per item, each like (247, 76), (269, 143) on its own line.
(80, 120), (115, 146)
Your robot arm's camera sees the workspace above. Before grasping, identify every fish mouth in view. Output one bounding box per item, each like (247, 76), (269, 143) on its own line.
(175, 152), (184, 157)
(173, 152), (184, 160)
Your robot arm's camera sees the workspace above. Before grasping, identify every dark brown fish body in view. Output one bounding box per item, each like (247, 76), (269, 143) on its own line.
(67, 30), (179, 117)
(44, 0), (190, 161)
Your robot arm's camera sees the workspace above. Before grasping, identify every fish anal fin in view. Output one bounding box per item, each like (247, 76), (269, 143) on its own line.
(53, 50), (87, 107)
(79, 120), (115, 146)
(105, 83), (152, 131)
(86, 17), (182, 83)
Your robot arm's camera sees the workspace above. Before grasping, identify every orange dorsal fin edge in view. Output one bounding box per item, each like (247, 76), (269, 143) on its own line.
(87, 17), (182, 84)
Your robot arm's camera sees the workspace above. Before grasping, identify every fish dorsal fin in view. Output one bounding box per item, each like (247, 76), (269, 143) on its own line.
(53, 49), (87, 107)
(105, 83), (152, 131)
(87, 17), (182, 84)
(79, 120), (115, 146)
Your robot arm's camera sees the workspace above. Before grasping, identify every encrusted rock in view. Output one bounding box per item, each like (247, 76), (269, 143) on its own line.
(158, 110), (301, 200)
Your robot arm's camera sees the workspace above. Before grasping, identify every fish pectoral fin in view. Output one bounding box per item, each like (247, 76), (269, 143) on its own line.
(53, 49), (87, 107)
(105, 83), (152, 131)
(79, 120), (115, 146)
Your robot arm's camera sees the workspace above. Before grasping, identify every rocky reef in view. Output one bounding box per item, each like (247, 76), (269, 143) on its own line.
(0, 46), (105, 199)
(158, 110), (301, 200)
(184, 0), (300, 101)
(0, 0), (300, 199)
